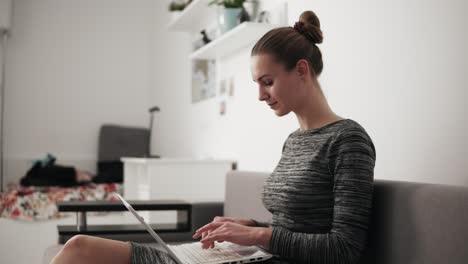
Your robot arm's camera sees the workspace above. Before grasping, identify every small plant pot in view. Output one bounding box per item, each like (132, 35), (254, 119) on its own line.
(218, 7), (242, 34)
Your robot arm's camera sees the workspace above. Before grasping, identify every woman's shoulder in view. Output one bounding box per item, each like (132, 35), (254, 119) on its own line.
(334, 119), (373, 141)
(285, 118), (375, 149)
(288, 118), (371, 138)
(331, 119), (376, 158)
(333, 118), (367, 132)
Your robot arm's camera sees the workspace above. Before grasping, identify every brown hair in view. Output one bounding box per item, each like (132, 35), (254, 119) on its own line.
(251, 11), (324, 76)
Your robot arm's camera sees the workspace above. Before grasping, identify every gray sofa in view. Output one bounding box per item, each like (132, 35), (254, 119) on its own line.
(225, 171), (468, 264)
(44, 170), (468, 264)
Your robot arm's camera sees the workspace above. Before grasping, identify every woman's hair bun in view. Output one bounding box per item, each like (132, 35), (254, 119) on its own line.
(298, 10), (323, 44)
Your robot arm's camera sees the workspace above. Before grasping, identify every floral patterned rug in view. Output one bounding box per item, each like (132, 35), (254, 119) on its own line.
(0, 183), (123, 221)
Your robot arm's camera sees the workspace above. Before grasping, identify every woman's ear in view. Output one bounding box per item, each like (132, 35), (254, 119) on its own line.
(295, 59), (310, 78)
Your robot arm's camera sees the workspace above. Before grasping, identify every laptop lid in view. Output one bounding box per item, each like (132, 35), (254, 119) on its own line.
(116, 194), (184, 264)
(117, 194), (273, 264)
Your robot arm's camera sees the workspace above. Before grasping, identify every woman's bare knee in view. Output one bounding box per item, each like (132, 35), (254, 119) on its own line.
(51, 235), (94, 264)
(63, 235), (93, 258)
(51, 235), (131, 264)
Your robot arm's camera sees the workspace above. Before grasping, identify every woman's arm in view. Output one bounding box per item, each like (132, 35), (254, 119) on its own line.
(268, 129), (376, 264)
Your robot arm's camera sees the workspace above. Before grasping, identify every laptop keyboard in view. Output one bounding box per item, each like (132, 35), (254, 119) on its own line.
(169, 242), (245, 264)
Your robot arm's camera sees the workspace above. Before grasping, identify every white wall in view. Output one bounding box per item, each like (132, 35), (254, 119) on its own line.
(0, 41), (4, 190)
(3, 0), (468, 187)
(4, 0), (157, 184)
(149, 0), (193, 158)
(154, 0), (468, 186)
(295, 0), (468, 186)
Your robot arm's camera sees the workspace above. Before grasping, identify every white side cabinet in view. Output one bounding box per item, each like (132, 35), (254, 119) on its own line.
(121, 158), (236, 202)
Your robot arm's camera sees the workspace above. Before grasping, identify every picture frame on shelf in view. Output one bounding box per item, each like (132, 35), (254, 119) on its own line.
(191, 59), (217, 103)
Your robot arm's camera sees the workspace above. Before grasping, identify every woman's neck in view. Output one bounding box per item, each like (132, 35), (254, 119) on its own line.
(294, 83), (343, 131)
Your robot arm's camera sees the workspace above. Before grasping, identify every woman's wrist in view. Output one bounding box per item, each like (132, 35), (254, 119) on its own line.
(245, 219), (257, 226)
(254, 227), (272, 249)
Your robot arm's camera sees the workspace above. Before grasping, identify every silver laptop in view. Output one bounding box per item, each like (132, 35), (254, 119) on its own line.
(117, 194), (273, 264)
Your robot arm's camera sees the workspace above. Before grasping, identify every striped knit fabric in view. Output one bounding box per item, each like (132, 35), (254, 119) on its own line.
(130, 242), (177, 264)
(261, 119), (376, 264)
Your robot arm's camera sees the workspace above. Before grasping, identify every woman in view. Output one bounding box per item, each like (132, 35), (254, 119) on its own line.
(50, 10), (376, 264)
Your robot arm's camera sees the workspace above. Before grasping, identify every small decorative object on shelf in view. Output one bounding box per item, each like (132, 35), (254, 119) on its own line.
(193, 29), (212, 51)
(238, 7), (250, 23)
(168, 1), (186, 12)
(201, 30), (211, 44)
(209, 0), (246, 34)
(208, 0), (245, 8)
(243, 0), (259, 22)
(256, 10), (270, 23)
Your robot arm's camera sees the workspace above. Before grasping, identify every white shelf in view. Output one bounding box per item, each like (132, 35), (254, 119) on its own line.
(190, 22), (281, 60)
(167, 0), (216, 32)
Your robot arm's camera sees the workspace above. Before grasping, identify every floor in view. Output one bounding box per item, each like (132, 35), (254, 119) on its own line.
(0, 212), (137, 264)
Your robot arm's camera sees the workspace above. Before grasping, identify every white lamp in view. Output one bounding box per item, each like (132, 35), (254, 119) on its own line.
(0, 0), (11, 193)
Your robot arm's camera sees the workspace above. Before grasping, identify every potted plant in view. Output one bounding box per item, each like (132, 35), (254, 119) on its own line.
(209, 0), (246, 33)
(169, 1), (186, 11)
(209, 0), (245, 8)
(168, 0), (189, 21)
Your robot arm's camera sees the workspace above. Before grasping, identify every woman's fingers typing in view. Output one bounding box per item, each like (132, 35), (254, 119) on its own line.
(201, 232), (225, 249)
(193, 222), (223, 239)
(194, 217), (252, 249)
(204, 230), (216, 249)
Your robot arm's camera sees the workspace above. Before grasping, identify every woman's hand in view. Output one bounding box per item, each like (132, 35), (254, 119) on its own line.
(193, 216), (256, 249)
(193, 221), (272, 250)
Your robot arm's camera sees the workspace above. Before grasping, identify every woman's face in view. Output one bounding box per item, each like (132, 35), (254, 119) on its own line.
(251, 54), (300, 116)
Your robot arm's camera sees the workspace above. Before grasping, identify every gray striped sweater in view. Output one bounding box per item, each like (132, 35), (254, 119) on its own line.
(260, 119), (376, 264)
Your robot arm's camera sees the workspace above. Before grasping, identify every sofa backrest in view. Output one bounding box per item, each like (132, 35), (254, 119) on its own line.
(224, 170), (271, 222)
(361, 179), (468, 264)
(224, 171), (468, 264)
